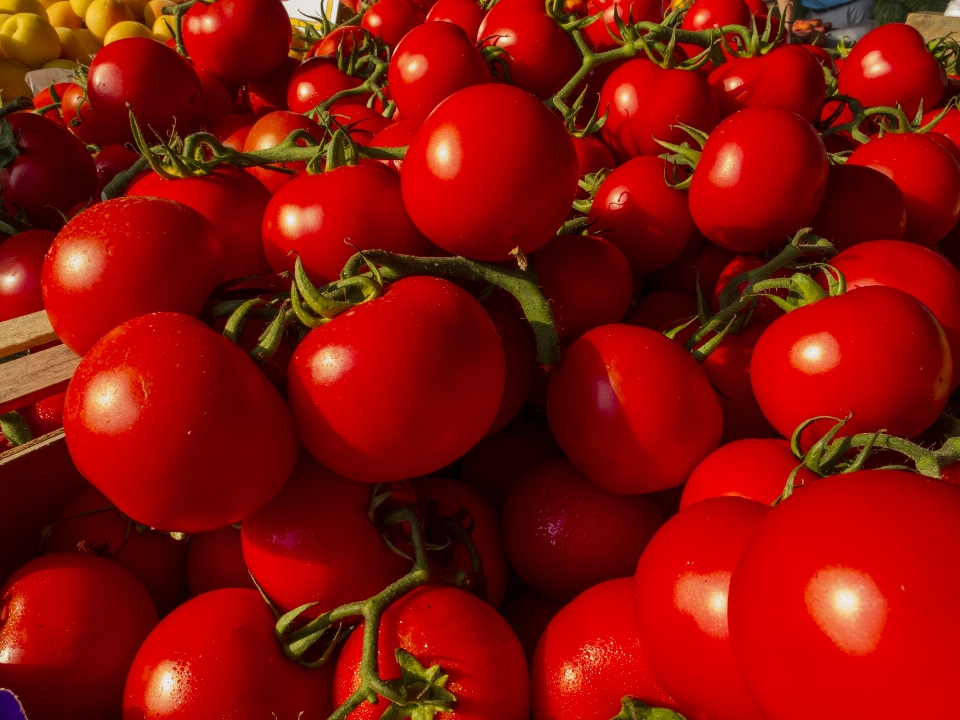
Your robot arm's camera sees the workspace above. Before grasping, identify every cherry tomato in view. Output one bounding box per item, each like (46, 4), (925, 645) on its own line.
(427, 0), (485, 38)
(651, 234), (736, 299)
(15, 390), (66, 438)
(369, 118), (421, 174)
(459, 425), (561, 508)
(241, 56), (300, 115)
(60, 82), (117, 146)
(711, 254), (789, 327)
(242, 110), (326, 194)
(361, 0), (427, 48)
(0, 229), (54, 320)
(186, 525), (255, 596)
(287, 56), (366, 114)
(308, 26), (368, 57)
(583, 0), (662, 51)
(30, 82), (70, 125)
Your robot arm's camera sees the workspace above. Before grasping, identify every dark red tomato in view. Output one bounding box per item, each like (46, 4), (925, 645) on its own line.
(598, 59), (721, 161)
(750, 285), (952, 445)
(477, 0), (581, 99)
(459, 425), (561, 508)
(43, 487), (189, 616)
(187, 525), (255, 596)
(680, 438), (818, 509)
(800, 43), (838, 75)
(729, 470), (960, 718)
(63, 313), (299, 532)
(287, 57), (366, 114)
(211, 112), (256, 144)
(0, 114), (97, 231)
(651, 234), (736, 299)
(242, 454), (409, 614)
(427, 0), (485, 38)
(503, 457), (664, 601)
(533, 578), (689, 720)
(16, 390), (66, 438)
(548, 324), (722, 494)
(243, 56), (299, 115)
(707, 45), (826, 123)
(326, 103), (393, 145)
(572, 135), (615, 186)
(635, 497), (769, 720)
(402, 84), (578, 260)
(262, 164), (432, 284)
(60, 83), (116, 146)
(123, 588), (333, 719)
(30, 82), (71, 124)
(483, 292), (536, 435)
(838, 23), (945, 120)
(389, 21), (491, 122)
(0, 553), (157, 720)
(534, 234), (633, 341)
(587, 156), (697, 281)
(308, 26), (368, 57)
(288, 277), (504, 482)
(583, 0), (662, 51)
(333, 585), (530, 719)
(627, 289), (698, 333)
(924, 106), (960, 149)
(847, 133), (960, 246)
(501, 589), (563, 666)
(87, 38), (203, 144)
(681, 0), (751, 32)
(242, 110), (326, 193)
(0, 229), (54, 320)
(369, 118), (421, 173)
(127, 166), (273, 280)
(183, 0), (291, 85)
(689, 107), (829, 253)
(809, 163), (906, 250)
(42, 197), (225, 355)
(711, 254), (789, 327)
(94, 143), (141, 195)
(361, 0), (427, 48)
(196, 68), (235, 128)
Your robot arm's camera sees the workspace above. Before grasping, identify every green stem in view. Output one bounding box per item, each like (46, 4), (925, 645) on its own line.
(161, 0), (196, 57)
(101, 156), (149, 200)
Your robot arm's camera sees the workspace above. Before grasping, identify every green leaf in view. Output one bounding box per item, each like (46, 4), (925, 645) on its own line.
(0, 117), (20, 172)
(610, 696), (688, 720)
(381, 648), (456, 720)
(0, 411), (32, 446)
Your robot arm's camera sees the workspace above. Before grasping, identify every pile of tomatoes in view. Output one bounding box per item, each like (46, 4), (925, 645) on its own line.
(4, 0), (960, 717)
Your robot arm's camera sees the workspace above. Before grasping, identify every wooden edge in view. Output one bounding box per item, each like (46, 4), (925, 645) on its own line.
(0, 427), (65, 464)
(906, 12), (960, 42)
(0, 311), (57, 358)
(0, 344), (79, 415)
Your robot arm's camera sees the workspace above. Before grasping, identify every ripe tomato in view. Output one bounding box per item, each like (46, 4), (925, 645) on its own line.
(242, 56), (299, 115)
(123, 588), (333, 719)
(501, 589), (563, 665)
(308, 26), (367, 57)
(483, 292), (536, 434)
(427, 0), (485, 38)
(459, 425), (561, 508)
(287, 57), (366, 114)
(30, 82), (71, 125)
(186, 525), (255, 596)
(651, 234), (736, 299)
(0, 229), (54, 320)
(94, 143), (141, 195)
(547, 324), (723, 494)
(63, 312), (299, 532)
(361, 0), (427, 48)
(571, 135), (615, 190)
(711, 254), (789, 327)
(242, 110), (326, 194)
(0, 553), (158, 720)
(61, 82), (117, 146)
(370, 119), (421, 174)
(627, 289), (697, 334)
(583, 0), (662, 51)
(401, 84), (578, 261)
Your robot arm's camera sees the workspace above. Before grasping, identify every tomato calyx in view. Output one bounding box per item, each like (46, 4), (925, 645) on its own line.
(609, 696), (688, 720)
(819, 94), (958, 147)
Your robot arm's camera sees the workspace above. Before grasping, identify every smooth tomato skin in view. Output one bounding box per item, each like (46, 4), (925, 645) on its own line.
(30, 83), (71, 125)
(598, 59), (721, 161)
(63, 313), (299, 533)
(459, 425), (561, 508)
(361, 0), (427, 48)
(0, 553), (158, 720)
(847, 133), (960, 246)
(308, 26), (368, 58)
(547, 324), (723, 494)
(42, 197), (226, 356)
(681, 0), (751, 31)
(0, 229), (54, 320)
(501, 589), (563, 665)
(427, 0), (486, 38)
(533, 578), (686, 720)
(635, 497), (769, 720)
(401, 84), (578, 261)
(183, 0), (291, 85)
(483, 292), (536, 435)
(186, 525), (255, 596)
(924, 106), (960, 149)
(123, 589), (333, 719)
(572, 135), (615, 181)
(838, 23), (945, 120)
(503, 458), (664, 602)
(728, 470), (960, 719)
(127, 166), (273, 280)
(809, 163), (906, 250)
(61, 82), (116, 146)
(242, 111), (326, 194)
(286, 57), (366, 114)
(241, 56), (299, 115)
(370, 119), (421, 174)
(288, 277), (505, 482)
(750, 285), (952, 445)
(680, 438), (818, 509)
(196, 68), (235, 129)
(241, 454), (410, 614)
(333, 585), (530, 720)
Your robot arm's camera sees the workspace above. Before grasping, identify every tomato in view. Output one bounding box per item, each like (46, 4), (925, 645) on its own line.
(127, 165), (273, 280)
(333, 585), (530, 719)
(401, 84), (578, 261)
(211, 113), (257, 146)
(688, 108), (829, 253)
(635, 497), (769, 720)
(42, 197), (225, 355)
(503, 457), (663, 601)
(30, 82), (71, 124)
(288, 276), (504, 482)
(582, 0), (662, 51)
(182, 0), (291, 85)
(63, 312), (299, 532)
(847, 133), (960, 247)
(240, 56), (299, 115)
(87, 37), (203, 144)
(750, 285), (952, 446)
(838, 23), (946, 120)
(459, 425), (561, 508)
(0, 113), (97, 231)
(361, 0), (427, 48)
(501, 589), (563, 665)
(477, 0), (581, 100)
(94, 143), (141, 195)
(427, 0), (485, 38)
(308, 26), (368, 58)
(678, 0), (751, 68)
(729, 470), (960, 718)
(369, 118), (421, 174)
(195, 68), (234, 129)
(15, 390), (66, 438)
(325, 103), (393, 146)
(924, 106), (960, 149)
(483, 292), (536, 434)
(0, 553), (158, 720)
(0, 229), (54, 320)
(123, 588), (333, 719)
(242, 110), (326, 194)
(598, 59), (721, 162)
(587, 156), (697, 281)
(186, 525), (255, 596)
(571, 135), (615, 191)
(711, 254), (789, 327)
(651, 234), (736, 299)
(287, 57), (366, 114)
(547, 324), (723, 494)
(533, 578), (688, 720)
(627, 289), (697, 334)
(533, 234), (633, 341)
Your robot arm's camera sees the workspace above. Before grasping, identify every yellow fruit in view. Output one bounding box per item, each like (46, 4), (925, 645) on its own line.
(0, 0), (46, 20)
(42, 57), (75, 68)
(0, 56), (29, 101)
(102, 18), (152, 43)
(0, 13), (60, 69)
(37, 0), (58, 7)
(68, 0), (91, 15)
(151, 13), (171, 39)
(46, 0), (79, 26)
(119, 0), (146, 19)
(83, 0), (132, 39)
(142, 0), (170, 25)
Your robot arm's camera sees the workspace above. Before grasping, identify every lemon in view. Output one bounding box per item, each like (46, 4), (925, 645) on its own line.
(0, 13), (60, 69)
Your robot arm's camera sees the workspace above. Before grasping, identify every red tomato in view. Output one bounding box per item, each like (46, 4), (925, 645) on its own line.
(678, 0), (751, 67)
(308, 26), (368, 57)
(401, 84), (578, 261)
(571, 135), (616, 190)
(196, 67), (234, 129)
(729, 470), (960, 718)
(427, 0), (485, 38)
(325, 103), (392, 146)
(333, 585), (530, 719)
(711, 254), (788, 326)
(286, 57), (366, 114)
(361, 0), (427, 48)
(547, 324), (723, 494)
(242, 110), (326, 193)
(626, 289), (698, 333)
(0, 229), (54, 320)
(651, 234), (736, 299)
(503, 457), (664, 601)
(15, 390), (66, 437)
(369, 118), (421, 173)
(186, 525), (255, 596)
(459, 425), (561, 508)
(483, 292), (536, 435)
(94, 143), (141, 195)
(60, 83), (116, 146)
(42, 197), (225, 355)
(123, 588), (333, 719)
(210, 112), (256, 144)
(63, 312), (299, 532)
(582, 0), (662, 51)
(501, 589), (563, 665)
(635, 497), (769, 720)
(923, 106), (960, 149)
(29, 82), (70, 124)
(0, 553), (158, 720)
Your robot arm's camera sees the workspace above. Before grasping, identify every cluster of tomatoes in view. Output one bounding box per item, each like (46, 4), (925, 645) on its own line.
(3, 0), (960, 717)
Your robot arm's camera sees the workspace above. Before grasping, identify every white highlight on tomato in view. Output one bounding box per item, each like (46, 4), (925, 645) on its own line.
(789, 331), (841, 375)
(708, 143), (743, 189)
(425, 123), (463, 181)
(309, 345), (355, 386)
(400, 53), (429, 82)
(673, 570), (731, 639)
(83, 369), (142, 434)
(860, 50), (893, 79)
(804, 565), (889, 656)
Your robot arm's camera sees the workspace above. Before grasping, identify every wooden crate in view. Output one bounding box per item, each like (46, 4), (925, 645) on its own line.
(906, 11), (960, 41)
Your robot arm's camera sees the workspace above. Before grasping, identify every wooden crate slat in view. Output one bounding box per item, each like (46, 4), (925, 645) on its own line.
(0, 311), (57, 358)
(0, 345), (79, 415)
